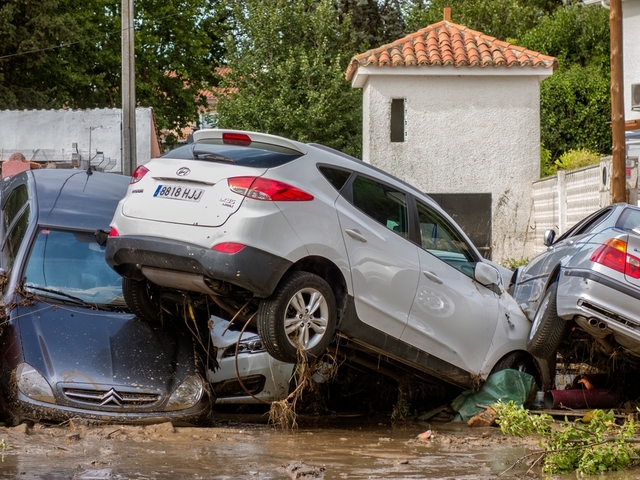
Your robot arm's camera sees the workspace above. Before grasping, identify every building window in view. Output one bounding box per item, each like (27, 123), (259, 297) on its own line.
(390, 98), (405, 143)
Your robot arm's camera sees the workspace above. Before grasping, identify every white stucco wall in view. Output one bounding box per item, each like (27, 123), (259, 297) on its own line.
(362, 74), (541, 262)
(0, 108), (154, 172)
(625, 0), (640, 121)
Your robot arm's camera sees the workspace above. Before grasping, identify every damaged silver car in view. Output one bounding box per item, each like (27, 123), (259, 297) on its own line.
(512, 203), (640, 361)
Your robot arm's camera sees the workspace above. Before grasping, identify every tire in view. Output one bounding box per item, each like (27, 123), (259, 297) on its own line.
(122, 277), (162, 322)
(525, 281), (570, 359)
(257, 271), (337, 364)
(491, 351), (541, 389)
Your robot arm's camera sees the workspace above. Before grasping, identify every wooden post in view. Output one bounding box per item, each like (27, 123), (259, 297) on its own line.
(610, 0), (626, 203)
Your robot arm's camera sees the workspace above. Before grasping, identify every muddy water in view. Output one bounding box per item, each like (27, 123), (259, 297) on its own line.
(0, 415), (637, 479)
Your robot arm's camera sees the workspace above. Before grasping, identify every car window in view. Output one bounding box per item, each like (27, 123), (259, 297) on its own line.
(163, 141), (303, 168)
(351, 175), (408, 238)
(24, 229), (125, 306)
(318, 166), (351, 192)
(555, 208), (613, 243)
(616, 207), (640, 233)
(416, 200), (477, 277)
(3, 185), (28, 233)
(3, 206), (30, 275)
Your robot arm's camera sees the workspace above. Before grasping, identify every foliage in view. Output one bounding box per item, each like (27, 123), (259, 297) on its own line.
(540, 144), (555, 177)
(216, 0), (363, 158)
(494, 400), (553, 437)
(500, 258), (529, 270)
(494, 401), (640, 475)
(405, 0), (561, 42)
(338, 0), (406, 50)
(521, 4), (611, 160)
(539, 64), (611, 160)
(0, 0), (229, 140)
(555, 148), (601, 171)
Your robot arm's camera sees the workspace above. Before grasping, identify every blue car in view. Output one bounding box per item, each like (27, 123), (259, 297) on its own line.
(0, 169), (213, 425)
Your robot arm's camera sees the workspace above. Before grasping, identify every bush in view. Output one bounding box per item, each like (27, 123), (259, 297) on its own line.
(555, 148), (601, 171)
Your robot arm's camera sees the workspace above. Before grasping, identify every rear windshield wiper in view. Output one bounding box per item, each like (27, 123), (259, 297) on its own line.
(25, 285), (96, 308)
(192, 151), (236, 163)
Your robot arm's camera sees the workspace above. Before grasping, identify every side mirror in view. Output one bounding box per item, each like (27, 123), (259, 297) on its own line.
(543, 229), (556, 247)
(475, 262), (501, 290)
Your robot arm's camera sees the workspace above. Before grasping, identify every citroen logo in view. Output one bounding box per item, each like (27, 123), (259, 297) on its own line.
(100, 388), (124, 406)
(176, 167), (191, 176)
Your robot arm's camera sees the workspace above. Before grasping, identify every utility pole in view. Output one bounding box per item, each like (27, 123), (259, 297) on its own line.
(610, 0), (626, 203)
(121, 0), (136, 176)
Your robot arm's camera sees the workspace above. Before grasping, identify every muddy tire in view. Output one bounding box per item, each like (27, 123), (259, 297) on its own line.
(526, 282), (570, 359)
(491, 351), (541, 389)
(122, 277), (162, 322)
(257, 271), (337, 364)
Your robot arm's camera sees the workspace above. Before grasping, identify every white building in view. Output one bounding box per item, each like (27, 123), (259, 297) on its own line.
(346, 13), (557, 262)
(0, 107), (160, 173)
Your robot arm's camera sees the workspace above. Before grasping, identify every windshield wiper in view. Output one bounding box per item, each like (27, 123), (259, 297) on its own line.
(192, 151), (236, 163)
(25, 285), (95, 308)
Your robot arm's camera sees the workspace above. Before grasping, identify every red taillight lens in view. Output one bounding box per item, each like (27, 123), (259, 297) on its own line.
(228, 177), (314, 201)
(222, 132), (252, 146)
(109, 227), (119, 237)
(212, 242), (245, 254)
(130, 165), (149, 184)
(590, 238), (640, 278)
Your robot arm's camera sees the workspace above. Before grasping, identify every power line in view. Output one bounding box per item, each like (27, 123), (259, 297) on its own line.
(0, 11), (184, 61)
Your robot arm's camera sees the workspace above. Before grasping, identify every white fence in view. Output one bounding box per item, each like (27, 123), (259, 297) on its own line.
(531, 157), (639, 255)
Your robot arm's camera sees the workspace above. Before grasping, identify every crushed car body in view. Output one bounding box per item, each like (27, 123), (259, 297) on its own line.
(0, 169), (212, 425)
(511, 203), (640, 361)
(106, 129), (550, 390)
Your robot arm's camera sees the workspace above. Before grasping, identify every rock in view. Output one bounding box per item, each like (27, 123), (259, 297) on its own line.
(12, 423), (29, 435)
(277, 461), (326, 479)
(467, 406), (497, 428)
(65, 433), (80, 443)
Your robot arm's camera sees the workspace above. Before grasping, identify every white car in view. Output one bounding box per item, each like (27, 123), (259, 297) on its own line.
(106, 129), (551, 390)
(210, 317), (294, 404)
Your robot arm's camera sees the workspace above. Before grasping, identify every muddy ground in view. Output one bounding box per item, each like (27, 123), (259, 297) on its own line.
(1, 412), (639, 479)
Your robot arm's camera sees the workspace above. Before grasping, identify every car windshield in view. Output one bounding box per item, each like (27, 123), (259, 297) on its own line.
(23, 228), (125, 307)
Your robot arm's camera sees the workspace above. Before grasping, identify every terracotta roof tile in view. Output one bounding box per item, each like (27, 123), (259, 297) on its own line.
(346, 20), (557, 81)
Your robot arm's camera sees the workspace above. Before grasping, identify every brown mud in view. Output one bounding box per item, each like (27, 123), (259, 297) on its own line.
(1, 414), (640, 479)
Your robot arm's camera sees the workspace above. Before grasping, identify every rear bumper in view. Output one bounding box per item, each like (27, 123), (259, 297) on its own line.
(557, 268), (640, 346)
(105, 235), (292, 298)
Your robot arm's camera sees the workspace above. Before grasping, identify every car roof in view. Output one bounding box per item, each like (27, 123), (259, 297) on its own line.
(30, 169), (129, 231)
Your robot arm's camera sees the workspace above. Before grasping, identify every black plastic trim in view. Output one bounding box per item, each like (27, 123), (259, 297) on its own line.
(105, 235), (293, 298)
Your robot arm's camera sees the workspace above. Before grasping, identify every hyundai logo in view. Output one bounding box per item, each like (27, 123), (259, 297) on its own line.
(176, 167), (191, 176)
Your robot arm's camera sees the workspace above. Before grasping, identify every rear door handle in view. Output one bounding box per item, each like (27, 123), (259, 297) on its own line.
(423, 271), (443, 284)
(345, 229), (367, 243)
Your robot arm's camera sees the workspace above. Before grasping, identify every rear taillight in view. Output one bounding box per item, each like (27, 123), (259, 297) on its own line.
(109, 227), (119, 237)
(222, 132), (251, 146)
(212, 242), (245, 254)
(130, 165), (149, 184)
(228, 177), (313, 201)
(590, 238), (640, 279)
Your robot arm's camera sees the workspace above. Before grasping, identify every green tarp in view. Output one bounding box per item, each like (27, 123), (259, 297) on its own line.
(451, 369), (538, 422)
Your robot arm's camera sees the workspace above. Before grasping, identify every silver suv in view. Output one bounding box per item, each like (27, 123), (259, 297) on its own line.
(106, 129), (546, 389)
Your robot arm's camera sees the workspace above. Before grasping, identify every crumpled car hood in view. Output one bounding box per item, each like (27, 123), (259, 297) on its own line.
(12, 301), (195, 394)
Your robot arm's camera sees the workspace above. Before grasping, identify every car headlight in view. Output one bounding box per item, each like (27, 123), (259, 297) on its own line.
(16, 363), (56, 404)
(222, 338), (265, 358)
(165, 375), (204, 411)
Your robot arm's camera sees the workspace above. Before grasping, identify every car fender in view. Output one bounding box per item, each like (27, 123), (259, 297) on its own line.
(479, 293), (530, 378)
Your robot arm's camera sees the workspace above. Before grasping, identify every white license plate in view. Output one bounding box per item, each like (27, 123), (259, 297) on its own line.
(153, 185), (204, 202)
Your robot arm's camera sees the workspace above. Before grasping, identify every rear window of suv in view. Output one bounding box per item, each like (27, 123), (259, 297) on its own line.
(162, 140), (304, 168)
